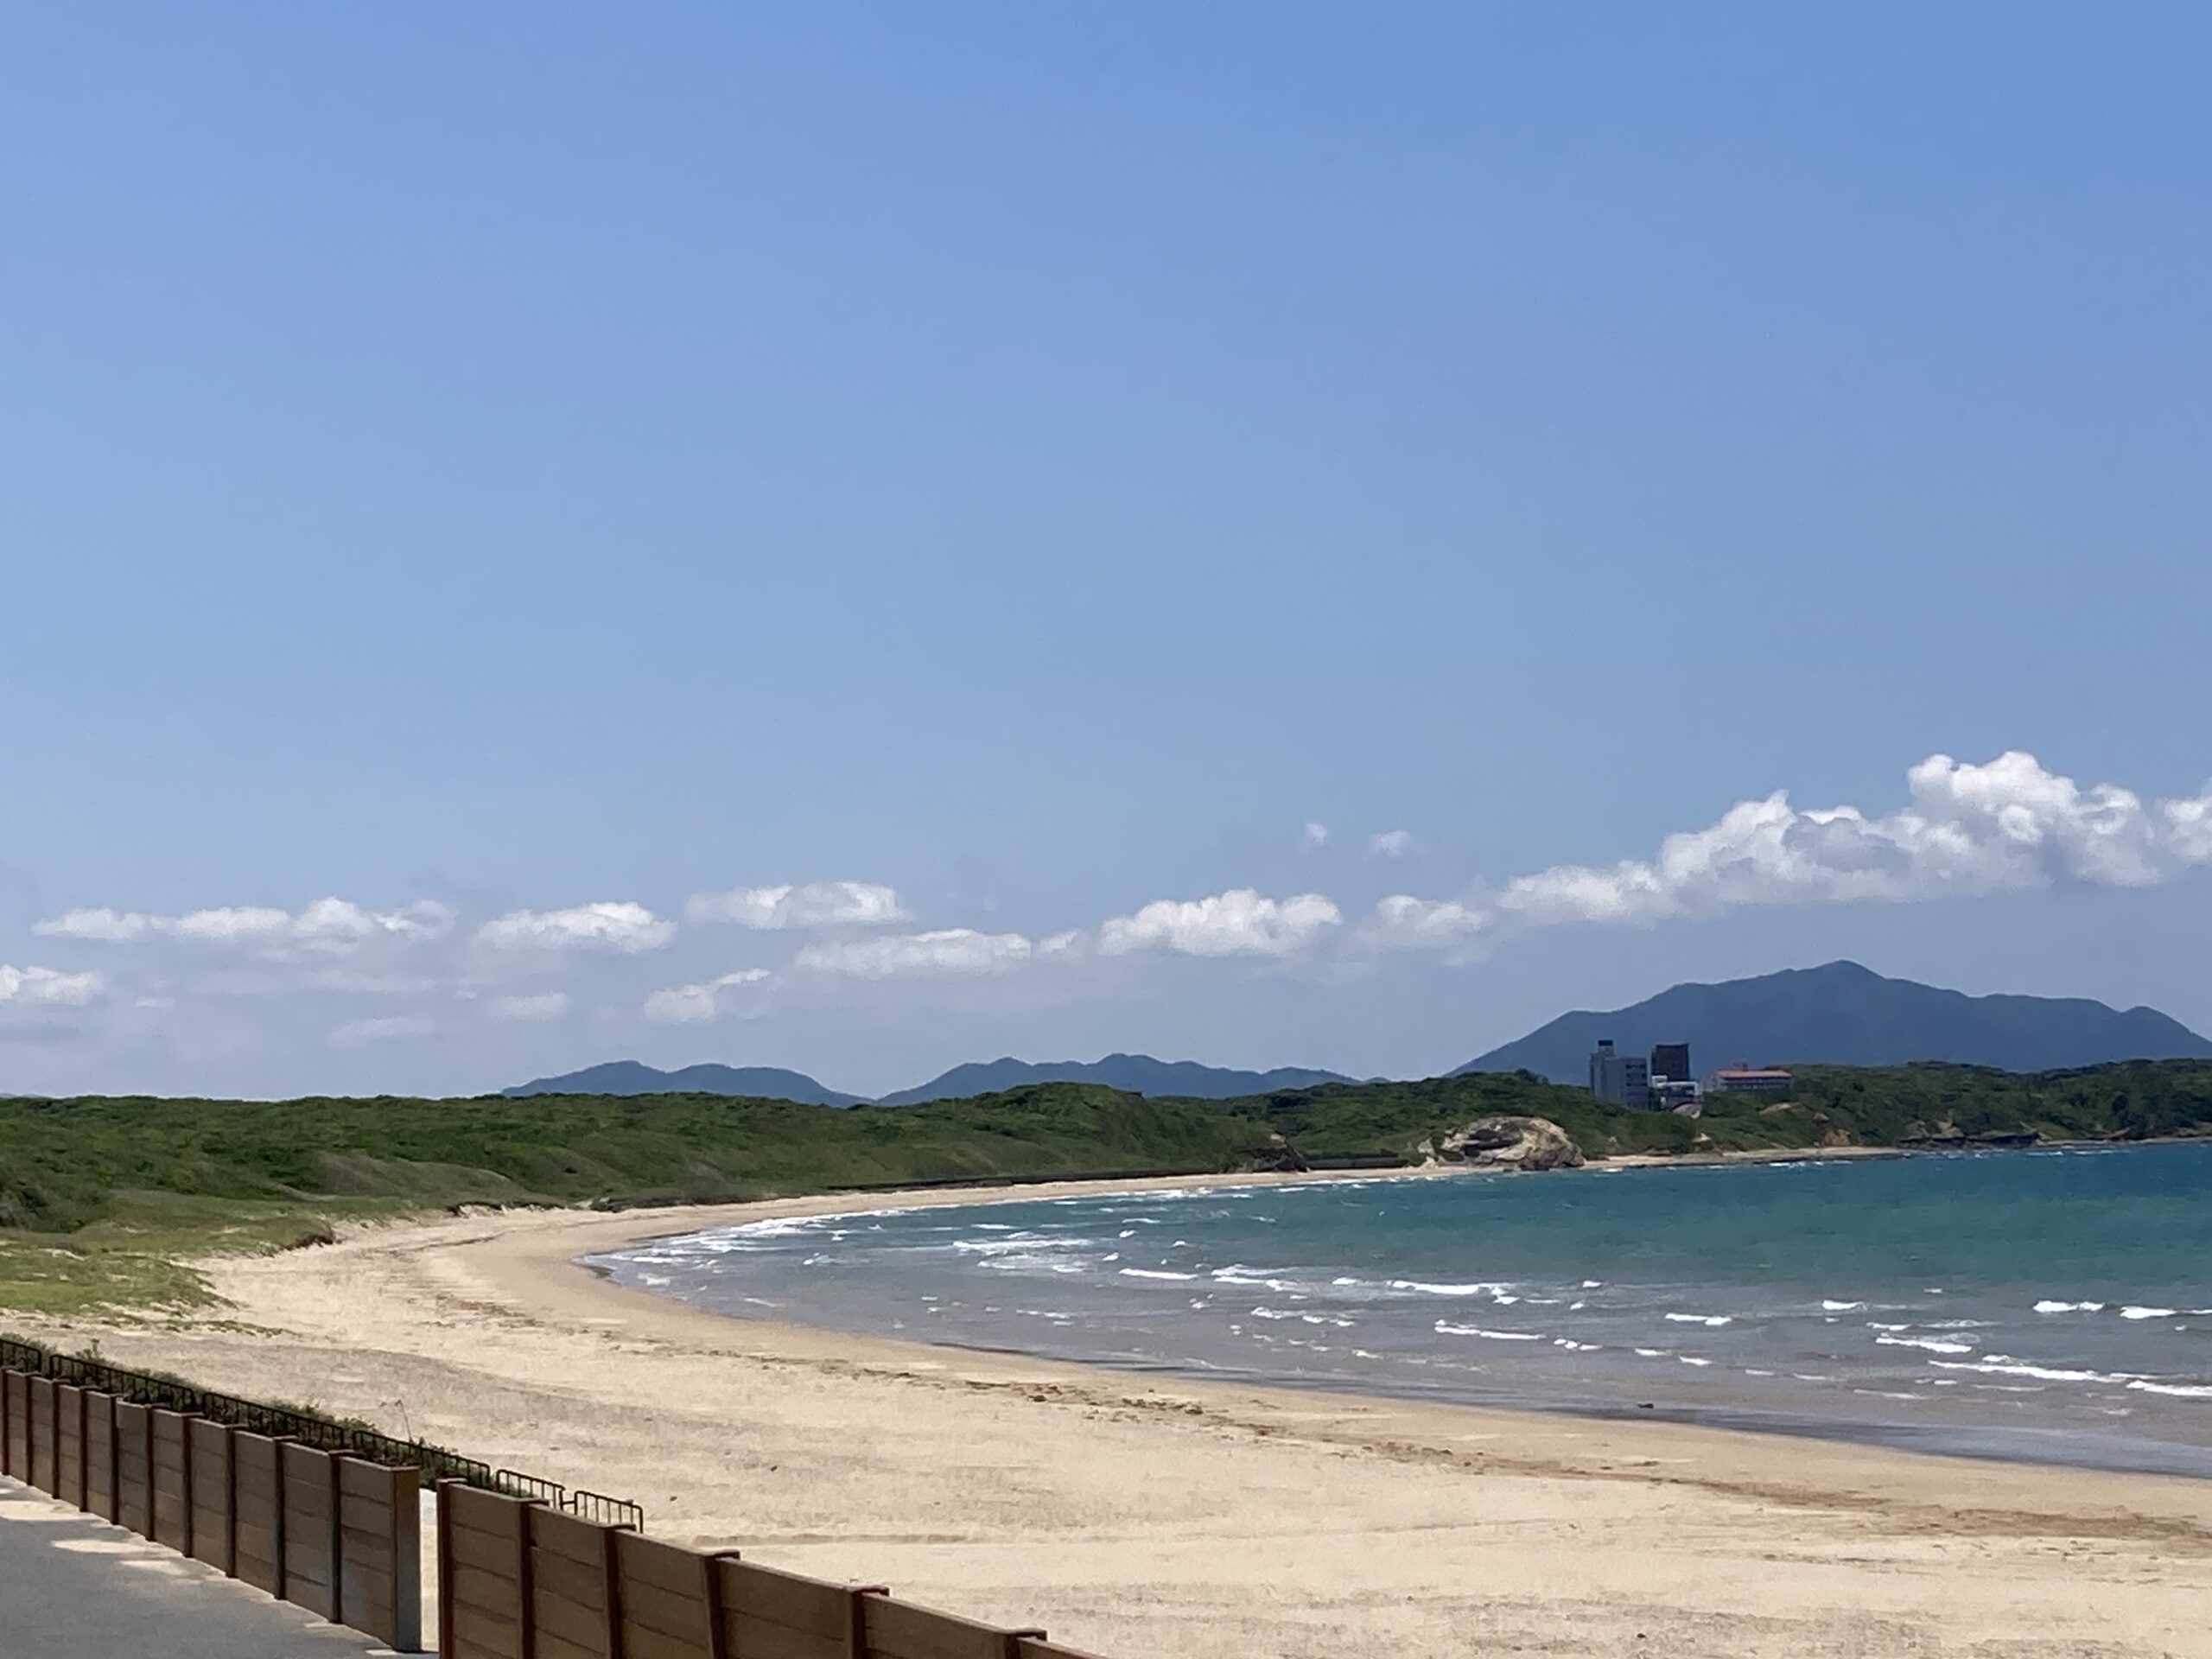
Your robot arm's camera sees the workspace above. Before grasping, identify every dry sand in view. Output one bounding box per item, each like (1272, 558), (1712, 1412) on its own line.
(35, 1173), (2212, 1659)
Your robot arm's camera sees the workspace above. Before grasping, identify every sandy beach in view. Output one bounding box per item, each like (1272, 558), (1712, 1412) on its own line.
(29, 1173), (2212, 1659)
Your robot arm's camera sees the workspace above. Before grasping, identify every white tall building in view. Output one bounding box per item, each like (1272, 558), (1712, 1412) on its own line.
(1588, 1039), (1651, 1110)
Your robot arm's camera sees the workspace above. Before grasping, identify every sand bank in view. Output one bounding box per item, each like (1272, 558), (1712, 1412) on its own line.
(32, 1173), (2212, 1659)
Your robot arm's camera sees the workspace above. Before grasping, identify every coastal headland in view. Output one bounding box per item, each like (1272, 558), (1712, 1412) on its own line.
(27, 1171), (2212, 1659)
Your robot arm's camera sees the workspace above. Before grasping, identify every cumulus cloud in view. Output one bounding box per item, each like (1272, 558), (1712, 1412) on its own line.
(1301, 823), (1331, 849)
(685, 881), (910, 929)
(0, 964), (105, 1007)
(1365, 752), (2212, 951)
(475, 902), (673, 953)
(796, 929), (1037, 978)
(1099, 889), (1342, 958)
(35, 899), (453, 951)
(1362, 896), (1490, 955)
(490, 991), (573, 1022)
(1369, 830), (1416, 858)
(642, 968), (772, 1023)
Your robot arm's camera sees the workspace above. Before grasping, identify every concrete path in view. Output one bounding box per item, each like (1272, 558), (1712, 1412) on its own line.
(0, 1478), (412, 1658)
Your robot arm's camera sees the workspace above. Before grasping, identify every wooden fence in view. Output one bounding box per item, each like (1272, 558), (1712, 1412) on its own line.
(7, 1361), (1113, 1659)
(437, 1483), (1109, 1659)
(0, 1364), (421, 1650)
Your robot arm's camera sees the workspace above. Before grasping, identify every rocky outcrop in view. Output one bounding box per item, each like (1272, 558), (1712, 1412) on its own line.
(1435, 1116), (1586, 1172)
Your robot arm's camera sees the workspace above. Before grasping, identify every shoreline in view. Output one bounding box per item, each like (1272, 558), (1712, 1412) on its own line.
(570, 1158), (2212, 1484)
(27, 1170), (2212, 1658)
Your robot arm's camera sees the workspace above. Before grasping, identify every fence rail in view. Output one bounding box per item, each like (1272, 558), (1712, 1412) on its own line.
(568, 1485), (647, 1529)
(0, 1335), (638, 1518)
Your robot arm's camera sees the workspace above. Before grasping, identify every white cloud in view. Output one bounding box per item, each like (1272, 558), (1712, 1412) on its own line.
(641, 969), (772, 1023)
(35, 899), (452, 951)
(685, 881), (910, 929)
(475, 901), (673, 953)
(490, 991), (573, 1022)
(1099, 889), (1342, 958)
(796, 929), (1036, 979)
(329, 1014), (437, 1046)
(1301, 823), (1331, 849)
(1366, 752), (2212, 950)
(2167, 788), (2212, 864)
(0, 965), (105, 1007)
(1363, 896), (1491, 955)
(1369, 830), (1416, 859)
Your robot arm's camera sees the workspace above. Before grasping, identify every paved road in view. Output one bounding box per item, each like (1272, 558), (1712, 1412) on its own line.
(0, 1478), (411, 1658)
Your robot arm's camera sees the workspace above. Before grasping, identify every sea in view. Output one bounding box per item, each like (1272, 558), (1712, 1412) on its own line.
(591, 1141), (2212, 1478)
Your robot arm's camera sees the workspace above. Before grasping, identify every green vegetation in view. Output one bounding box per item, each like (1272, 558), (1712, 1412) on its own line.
(3, 1061), (2209, 1315)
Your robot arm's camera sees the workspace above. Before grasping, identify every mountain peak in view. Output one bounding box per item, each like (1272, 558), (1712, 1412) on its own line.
(1458, 963), (2212, 1082)
(875, 1053), (1354, 1107)
(503, 1060), (865, 1106)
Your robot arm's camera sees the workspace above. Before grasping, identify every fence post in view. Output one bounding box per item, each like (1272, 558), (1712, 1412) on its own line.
(182, 1410), (196, 1560)
(327, 1447), (344, 1630)
(601, 1515), (626, 1659)
(75, 1386), (88, 1512)
(391, 1465), (422, 1653)
(106, 1393), (122, 1523)
(435, 1479), (455, 1659)
(849, 1585), (890, 1658)
(703, 1548), (741, 1659)
(518, 1492), (537, 1659)
(272, 1438), (289, 1600)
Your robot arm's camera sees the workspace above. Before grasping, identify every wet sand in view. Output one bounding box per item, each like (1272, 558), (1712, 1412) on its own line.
(31, 1176), (2212, 1659)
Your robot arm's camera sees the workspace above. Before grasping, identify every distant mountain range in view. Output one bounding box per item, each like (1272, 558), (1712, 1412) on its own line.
(501, 962), (2212, 1105)
(875, 1053), (1354, 1107)
(502, 1060), (867, 1106)
(1457, 959), (2212, 1082)
(504, 1053), (1351, 1106)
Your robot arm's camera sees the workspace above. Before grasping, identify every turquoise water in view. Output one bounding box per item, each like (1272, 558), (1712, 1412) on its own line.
(597, 1142), (2212, 1476)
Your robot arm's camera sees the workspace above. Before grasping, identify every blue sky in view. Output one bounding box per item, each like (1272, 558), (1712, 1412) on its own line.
(6, 6), (2210, 1097)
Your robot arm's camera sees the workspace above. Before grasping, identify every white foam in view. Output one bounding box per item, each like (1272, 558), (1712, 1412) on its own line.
(2125, 1380), (2212, 1399)
(1435, 1321), (1544, 1342)
(2120, 1306), (2178, 1320)
(1931, 1357), (2142, 1385)
(2033, 1300), (2107, 1314)
(1679, 1357), (1713, 1367)
(1665, 1313), (1732, 1327)
(1821, 1300), (1866, 1313)
(1876, 1334), (1975, 1356)
(1120, 1268), (1196, 1281)
(1391, 1280), (1513, 1298)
